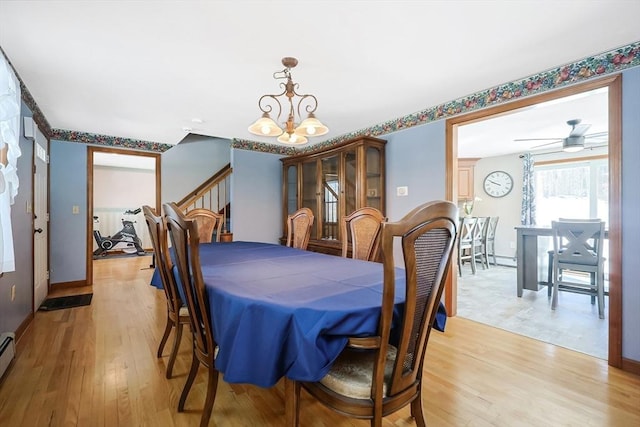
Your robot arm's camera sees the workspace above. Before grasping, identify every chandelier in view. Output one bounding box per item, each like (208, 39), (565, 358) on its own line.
(248, 57), (328, 144)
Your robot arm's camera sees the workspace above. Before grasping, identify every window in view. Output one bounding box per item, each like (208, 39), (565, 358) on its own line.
(534, 157), (608, 226)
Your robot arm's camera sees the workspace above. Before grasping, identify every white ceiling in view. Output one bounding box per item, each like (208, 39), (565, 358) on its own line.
(458, 87), (609, 158)
(0, 1), (637, 150)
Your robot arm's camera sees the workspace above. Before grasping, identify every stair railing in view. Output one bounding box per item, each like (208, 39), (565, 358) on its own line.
(177, 163), (232, 233)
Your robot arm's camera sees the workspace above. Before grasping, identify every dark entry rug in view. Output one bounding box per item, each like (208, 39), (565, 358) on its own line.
(39, 293), (93, 311)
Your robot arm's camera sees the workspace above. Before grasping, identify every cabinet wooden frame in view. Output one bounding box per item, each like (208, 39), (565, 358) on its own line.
(281, 136), (386, 256)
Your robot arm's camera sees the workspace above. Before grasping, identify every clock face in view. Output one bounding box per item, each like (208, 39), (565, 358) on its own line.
(483, 171), (513, 198)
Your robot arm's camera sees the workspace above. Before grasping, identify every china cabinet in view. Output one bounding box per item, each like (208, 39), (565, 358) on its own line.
(281, 136), (386, 255)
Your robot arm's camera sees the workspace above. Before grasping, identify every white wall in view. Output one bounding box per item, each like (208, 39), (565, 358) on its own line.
(93, 165), (155, 249)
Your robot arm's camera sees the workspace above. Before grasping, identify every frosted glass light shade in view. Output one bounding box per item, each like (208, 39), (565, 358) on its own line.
(294, 113), (328, 137)
(248, 113), (283, 137)
(277, 133), (308, 144)
(562, 136), (585, 152)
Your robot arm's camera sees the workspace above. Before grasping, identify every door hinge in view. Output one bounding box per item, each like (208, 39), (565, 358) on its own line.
(46, 213), (49, 222)
(46, 271), (50, 280)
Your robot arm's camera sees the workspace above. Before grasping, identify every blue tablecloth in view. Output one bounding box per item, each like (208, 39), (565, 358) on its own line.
(150, 241), (446, 387)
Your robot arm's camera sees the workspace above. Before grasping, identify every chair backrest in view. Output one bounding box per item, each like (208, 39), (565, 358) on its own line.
(552, 219), (605, 267)
(340, 207), (386, 261)
(378, 200), (458, 399)
(286, 207), (314, 250)
(185, 208), (224, 243)
(458, 217), (476, 245)
(472, 217), (488, 246)
(163, 202), (216, 359)
(486, 216), (499, 242)
(142, 205), (182, 317)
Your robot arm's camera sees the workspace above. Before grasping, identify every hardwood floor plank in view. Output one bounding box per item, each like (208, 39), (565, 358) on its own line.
(0, 256), (638, 426)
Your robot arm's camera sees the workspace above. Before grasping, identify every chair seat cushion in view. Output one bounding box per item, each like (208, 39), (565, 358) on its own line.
(319, 345), (397, 399)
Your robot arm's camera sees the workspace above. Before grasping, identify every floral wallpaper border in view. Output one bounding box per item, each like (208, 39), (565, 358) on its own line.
(6, 42), (639, 155)
(48, 129), (173, 152)
(234, 40), (640, 155)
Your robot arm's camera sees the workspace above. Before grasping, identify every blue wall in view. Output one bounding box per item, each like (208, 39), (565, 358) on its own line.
(0, 102), (34, 333)
(230, 148), (283, 243)
(385, 121), (447, 221)
(385, 121), (447, 266)
(49, 140), (87, 283)
(621, 67), (640, 360)
(161, 135), (230, 203)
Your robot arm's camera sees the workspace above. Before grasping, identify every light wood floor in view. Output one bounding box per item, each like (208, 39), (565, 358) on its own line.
(0, 256), (638, 426)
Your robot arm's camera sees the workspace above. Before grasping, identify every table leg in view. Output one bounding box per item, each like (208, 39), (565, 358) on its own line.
(516, 230), (524, 297)
(284, 377), (299, 427)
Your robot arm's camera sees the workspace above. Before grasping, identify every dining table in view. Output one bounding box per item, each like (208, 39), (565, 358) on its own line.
(150, 240), (446, 418)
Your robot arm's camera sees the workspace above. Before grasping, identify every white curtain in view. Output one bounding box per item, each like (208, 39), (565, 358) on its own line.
(520, 152), (536, 226)
(0, 53), (21, 274)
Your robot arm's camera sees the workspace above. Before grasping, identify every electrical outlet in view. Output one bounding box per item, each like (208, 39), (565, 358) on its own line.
(11, 285), (16, 301)
(397, 186), (409, 197)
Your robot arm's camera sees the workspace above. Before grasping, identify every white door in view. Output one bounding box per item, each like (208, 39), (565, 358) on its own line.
(33, 126), (48, 310)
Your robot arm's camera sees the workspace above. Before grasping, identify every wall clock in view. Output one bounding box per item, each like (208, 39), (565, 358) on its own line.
(483, 171), (513, 198)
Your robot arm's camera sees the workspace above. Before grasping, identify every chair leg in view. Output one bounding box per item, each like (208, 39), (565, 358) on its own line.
(166, 321), (184, 379)
(410, 390), (427, 427)
(157, 314), (173, 358)
(470, 248), (477, 274)
(179, 351), (200, 412)
(547, 252), (553, 297)
(199, 366), (219, 427)
(457, 250), (463, 277)
(597, 271), (605, 319)
(551, 261), (559, 310)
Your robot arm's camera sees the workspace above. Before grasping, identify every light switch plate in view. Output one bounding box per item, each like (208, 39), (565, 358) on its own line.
(72, 205), (80, 214)
(397, 186), (408, 197)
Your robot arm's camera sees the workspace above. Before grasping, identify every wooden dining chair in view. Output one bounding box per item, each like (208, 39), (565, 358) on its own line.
(484, 216), (499, 266)
(142, 205), (190, 379)
(288, 200), (458, 427)
(286, 207), (314, 250)
(550, 218), (606, 319)
(473, 216), (489, 269)
(457, 216), (477, 275)
(341, 207), (386, 261)
(185, 208), (224, 243)
(163, 202), (219, 427)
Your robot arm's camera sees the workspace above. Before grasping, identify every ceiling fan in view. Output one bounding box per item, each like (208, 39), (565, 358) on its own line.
(515, 119), (608, 152)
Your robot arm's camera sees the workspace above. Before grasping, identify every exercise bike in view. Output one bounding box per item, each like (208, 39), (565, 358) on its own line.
(93, 208), (146, 257)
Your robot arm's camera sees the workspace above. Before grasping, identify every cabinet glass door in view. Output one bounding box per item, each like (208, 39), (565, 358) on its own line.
(366, 146), (382, 211)
(321, 155), (339, 240)
(286, 164), (298, 216)
(344, 149), (357, 219)
(301, 160), (318, 240)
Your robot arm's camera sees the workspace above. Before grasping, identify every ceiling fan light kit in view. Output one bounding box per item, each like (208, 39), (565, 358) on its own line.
(562, 136), (586, 152)
(248, 57), (328, 144)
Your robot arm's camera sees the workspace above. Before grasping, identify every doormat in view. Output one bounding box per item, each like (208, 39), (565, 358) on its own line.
(39, 293), (93, 311)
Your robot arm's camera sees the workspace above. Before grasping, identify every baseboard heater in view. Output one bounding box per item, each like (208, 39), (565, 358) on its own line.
(0, 332), (16, 382)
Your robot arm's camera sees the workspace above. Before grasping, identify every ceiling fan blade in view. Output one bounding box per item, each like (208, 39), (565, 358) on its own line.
(584, 131), (608, 139)
(514, 137), (563, 142)
(531, 140), (563, 149)
(569, 123), (591, 137)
